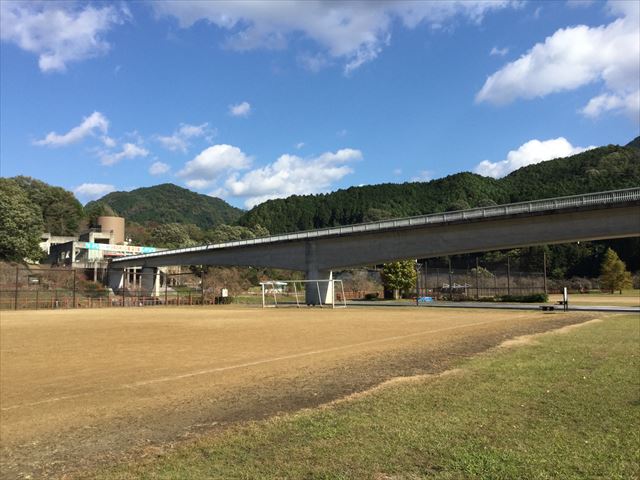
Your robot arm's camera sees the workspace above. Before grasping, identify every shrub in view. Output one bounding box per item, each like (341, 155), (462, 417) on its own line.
(364, 292), (379, 300)
(497, 293), (548, 303)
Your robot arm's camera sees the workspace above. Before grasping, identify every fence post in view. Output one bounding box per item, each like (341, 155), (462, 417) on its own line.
(507, 256), (511, 296)
(72, 270), (77, 308)
(201, 270), (205, 305)
(475, 257), (480, 299)
(14, 266), (19, 310)
(164, 272), (168, 306)
(35, 287), (39, 310)
(448, 258), (453, 300)
(543, 251), (548, 295)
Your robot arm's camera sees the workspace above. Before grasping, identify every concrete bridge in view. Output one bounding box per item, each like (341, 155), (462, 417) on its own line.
(110, 188), (640, 303)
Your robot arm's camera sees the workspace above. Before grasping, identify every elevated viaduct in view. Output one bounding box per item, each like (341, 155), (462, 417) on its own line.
(110, 188), (640, 303)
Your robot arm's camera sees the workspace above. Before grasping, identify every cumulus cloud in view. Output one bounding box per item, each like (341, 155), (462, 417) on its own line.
(474, 137), (595, 178)
(156, 122), (215, 153)
(153, 1), (516, 74)
(229, 101), (251, 117)
(100, 143), (149, 166)
(177, 144), (251, 188)
(476, 1), (639, 120)
(74, 183), (115, 202)
(224, 148), (362, 208)
(149, 161), (170, 175)
(35, 112), (109, 147)
(0, 1), (128, 72)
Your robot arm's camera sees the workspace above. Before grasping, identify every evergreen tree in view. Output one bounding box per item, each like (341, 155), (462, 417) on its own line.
(381, 261), (417, 299)
(0, 179), (44, 262)
(600, 248), (632, 294)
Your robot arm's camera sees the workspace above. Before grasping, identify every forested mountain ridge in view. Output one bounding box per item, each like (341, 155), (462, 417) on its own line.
(86, 183), (244, 229)
(239, 142), (640, 234)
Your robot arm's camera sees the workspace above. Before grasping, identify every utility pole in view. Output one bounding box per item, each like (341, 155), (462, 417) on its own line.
(543, 251), (548, 295)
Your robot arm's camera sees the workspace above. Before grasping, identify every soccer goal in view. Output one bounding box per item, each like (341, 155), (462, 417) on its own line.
(260, 279), (347, 308)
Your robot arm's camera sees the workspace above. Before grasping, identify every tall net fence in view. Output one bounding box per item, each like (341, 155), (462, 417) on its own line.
(0, 264), (235, 311)
(415, 259), (548, 301)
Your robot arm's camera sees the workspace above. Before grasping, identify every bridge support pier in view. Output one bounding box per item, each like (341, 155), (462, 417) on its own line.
(305, 269), (333, 306)
(107, 268), (124, 292)
(141, 266), (160, 297)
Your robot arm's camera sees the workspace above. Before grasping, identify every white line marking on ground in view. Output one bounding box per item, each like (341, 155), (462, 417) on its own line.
(2, 318), (504, 411)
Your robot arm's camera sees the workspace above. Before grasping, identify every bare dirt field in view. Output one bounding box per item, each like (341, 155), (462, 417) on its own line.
(0, 306), (603, 479)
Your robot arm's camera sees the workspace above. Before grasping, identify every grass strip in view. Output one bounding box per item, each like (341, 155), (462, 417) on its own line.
(98, 315), (640, 480)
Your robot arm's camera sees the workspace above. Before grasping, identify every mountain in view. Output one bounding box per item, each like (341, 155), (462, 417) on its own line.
(626, 136), (640, 150)
(239, 143), (640, 234)
(87, 184), (243, 229)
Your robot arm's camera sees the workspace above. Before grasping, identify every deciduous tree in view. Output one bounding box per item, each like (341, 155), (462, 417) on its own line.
(600, 248), (632, 294)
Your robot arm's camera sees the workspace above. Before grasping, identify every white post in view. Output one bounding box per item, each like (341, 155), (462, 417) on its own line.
(261, 283), (265, 308)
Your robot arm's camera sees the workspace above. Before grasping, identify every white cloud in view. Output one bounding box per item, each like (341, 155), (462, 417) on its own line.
(101, 135), (117, 148)
(177, 144), (251, 188)
(229, 101), (251, 117)
(149, 161), (170, 175)
(35, 112), (109, 147)
(490, 46), (509, 56)
(0, 1), (128, 72)
(100, 143), (149, 166)
(295, 142), (305, 149)
(393, 168), (402, 176)
(474, 137), (595, 178)
(74, 183), (115, 202)
(156, 122), (215, 153)
(411, 170), (433, 182)
(153, 1), (516, 74)
(297, 51), (332, 72)
(581, 90), (640, 119)
(476, 1), (639, 121)
(224, 148), (362, 208)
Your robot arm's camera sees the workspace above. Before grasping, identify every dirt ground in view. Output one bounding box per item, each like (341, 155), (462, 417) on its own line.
(0, 306), (602, 479)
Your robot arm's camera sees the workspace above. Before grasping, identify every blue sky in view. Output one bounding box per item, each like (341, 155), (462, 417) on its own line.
(1, 1), (638, 209)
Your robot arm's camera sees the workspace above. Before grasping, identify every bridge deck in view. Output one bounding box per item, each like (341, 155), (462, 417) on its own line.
(112, 188), (640, 266)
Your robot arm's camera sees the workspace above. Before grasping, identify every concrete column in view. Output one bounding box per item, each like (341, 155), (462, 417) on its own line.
(305, 242), (333, 305)
(305, 269), (334, 306)
(141, 266), (160, 296)
(108, 268), (124, 292)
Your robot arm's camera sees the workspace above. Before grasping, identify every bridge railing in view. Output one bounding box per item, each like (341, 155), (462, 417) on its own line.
(113, 187), (640, 263)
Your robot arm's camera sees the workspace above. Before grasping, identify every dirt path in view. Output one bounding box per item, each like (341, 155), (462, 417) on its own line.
(0, 307), (600, 479)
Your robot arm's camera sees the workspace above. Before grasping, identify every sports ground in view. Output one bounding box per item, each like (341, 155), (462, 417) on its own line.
(0, 307), (631, 478)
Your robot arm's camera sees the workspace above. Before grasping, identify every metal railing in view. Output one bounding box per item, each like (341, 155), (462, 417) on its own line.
(113, 188), (640, 264)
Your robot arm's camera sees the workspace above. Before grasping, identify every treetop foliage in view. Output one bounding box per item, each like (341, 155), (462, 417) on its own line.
(9, 176), (83, 235)
(0, 178), (45, 262)
(85, 183), (243, 229)
(239, 144), (640, 234)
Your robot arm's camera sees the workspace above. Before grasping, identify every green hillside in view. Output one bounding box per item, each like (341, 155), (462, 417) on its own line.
(87, 184), (243, 229)
(239, 143), (640, 234)
(7, 176), (83, 236)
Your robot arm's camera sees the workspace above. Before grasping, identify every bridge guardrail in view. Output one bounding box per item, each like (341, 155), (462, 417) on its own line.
(113, 187), (640, 264)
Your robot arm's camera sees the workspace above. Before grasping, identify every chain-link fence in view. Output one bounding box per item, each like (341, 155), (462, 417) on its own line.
(0, 264), (238, 310)
(415, 258), (548, 300)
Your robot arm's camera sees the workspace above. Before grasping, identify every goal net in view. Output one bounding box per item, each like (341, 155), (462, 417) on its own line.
(260, 279), (347, 308)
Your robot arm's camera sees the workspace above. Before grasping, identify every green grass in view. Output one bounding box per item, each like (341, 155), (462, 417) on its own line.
(97, 315), (640, 480)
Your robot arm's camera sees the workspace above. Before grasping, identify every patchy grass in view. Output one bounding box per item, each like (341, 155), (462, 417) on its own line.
(97, 315), (640, 480)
